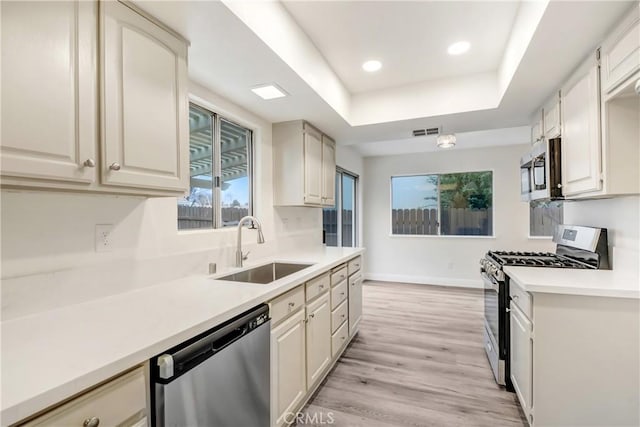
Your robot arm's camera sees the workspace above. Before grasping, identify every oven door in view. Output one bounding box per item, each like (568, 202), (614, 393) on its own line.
(483, 272), (500, 346)
(482, 271), (505, 385)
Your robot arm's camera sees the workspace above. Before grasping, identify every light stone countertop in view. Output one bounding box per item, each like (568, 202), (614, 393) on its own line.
(504, 265), (640, 299)
(1, 246), (364, 426)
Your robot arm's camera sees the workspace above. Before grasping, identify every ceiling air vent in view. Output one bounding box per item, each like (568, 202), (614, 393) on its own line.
(412, 127), (441, 137)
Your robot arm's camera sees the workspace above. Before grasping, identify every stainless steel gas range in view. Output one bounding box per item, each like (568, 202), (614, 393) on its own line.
(480, 225), (610, 388)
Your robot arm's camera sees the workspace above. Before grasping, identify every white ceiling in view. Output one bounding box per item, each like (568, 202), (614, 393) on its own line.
(133, 0), (636, 154)
(282, 1), (520, 94)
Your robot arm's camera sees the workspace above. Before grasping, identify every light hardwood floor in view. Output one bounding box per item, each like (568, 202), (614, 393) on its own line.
(299, 280), (526, 427)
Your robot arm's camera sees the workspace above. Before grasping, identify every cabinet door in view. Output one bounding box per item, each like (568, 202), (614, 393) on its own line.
(561, 64), (602, 196)
(601, 5), (639, 94)
(271, 309), (306, 427)
(544, 97), (561, 139)
(101, 1), (188, 192)
(348, 274), (363, 336)
(321, 135), (336, 206)
(303, 127), (323, 205)
(531, 118), (543, 145)
(510, 302), (533, 422)
(305, 292), (331, 387)
(0, 1), (97, 183)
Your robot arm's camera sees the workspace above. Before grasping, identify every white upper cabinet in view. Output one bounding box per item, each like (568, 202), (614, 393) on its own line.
(543, 92), (561, 139)
(100, 1), (189, 192)
(273, 120), (336, 207)
(321, 135), (336, 206)
(561, 55), (603, 196)
(1, 0), (189, 196)
(303, 126), (323, 205)
(600, 4), (639, 95)
(530, 111), (544, 145)
(0, 1), (97, 184)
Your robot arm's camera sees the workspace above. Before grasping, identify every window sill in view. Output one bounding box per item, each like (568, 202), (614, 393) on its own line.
(389, 234), (496, 239)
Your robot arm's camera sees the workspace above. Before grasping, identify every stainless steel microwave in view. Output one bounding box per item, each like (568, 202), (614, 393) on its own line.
(520, 138), (563, 201)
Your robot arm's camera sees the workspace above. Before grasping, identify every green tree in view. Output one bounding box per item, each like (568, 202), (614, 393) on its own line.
(439, 172), (492, 209)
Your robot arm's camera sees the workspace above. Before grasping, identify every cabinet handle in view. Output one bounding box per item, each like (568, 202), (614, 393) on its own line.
(83, 417), (100, 427)
(288, 302), (295, 307)
(109, 162), (121, 171)
(319, 284), (324, 290)
(513, 295), (519, 301)
(309, 313), (315, 319)
(341, 314), (345, 318)
(340, 292), (345, 296)
(83, 158), (96, 168)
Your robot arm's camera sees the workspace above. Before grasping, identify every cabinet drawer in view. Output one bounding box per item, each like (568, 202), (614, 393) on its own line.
(331, 300), (348, 333)
(331, 320), (349, 358)
(305, 272), (330, 302)
(23, 367), (147, 427)
(347, 256), (362, 276)
(509, 280), (532, 320)
(331, 280), (348, 309)
(270, 285), (305, 325)
(330, 265), (347, 287)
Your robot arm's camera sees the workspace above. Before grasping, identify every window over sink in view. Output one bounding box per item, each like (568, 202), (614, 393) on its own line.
(390, 171), (493, 236)
(178, 103), (253, 230)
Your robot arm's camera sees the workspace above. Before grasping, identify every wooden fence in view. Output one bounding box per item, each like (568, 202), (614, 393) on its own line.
(392, 208), (492, 236)
(322, 209), (353, 246)
(178, 206), (249, 229)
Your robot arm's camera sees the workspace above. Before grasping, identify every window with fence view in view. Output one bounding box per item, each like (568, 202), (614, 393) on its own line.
(391, 171), (493, 236)
(178, 104), (253, 230)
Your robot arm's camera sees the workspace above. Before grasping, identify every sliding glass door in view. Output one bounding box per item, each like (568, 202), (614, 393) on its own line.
(323, 168), (358, 247)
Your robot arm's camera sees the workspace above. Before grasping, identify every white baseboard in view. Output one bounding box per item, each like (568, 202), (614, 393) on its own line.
(363, 273), (483, 289)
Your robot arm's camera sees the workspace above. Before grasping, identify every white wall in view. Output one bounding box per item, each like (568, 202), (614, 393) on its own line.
(563, 196), (640, 272)
(335, 145), (364, 246)
(1, 82), (322, 319)
(363, 144), (555, 287)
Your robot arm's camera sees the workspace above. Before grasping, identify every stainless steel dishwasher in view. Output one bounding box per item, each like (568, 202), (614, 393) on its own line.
(151, 304), (270, 427)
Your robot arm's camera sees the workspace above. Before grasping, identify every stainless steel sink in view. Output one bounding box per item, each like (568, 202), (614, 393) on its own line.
(215, 262), (313, 284)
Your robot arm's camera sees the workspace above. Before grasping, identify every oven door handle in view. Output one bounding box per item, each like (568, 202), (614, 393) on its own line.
(481, 272), (499, 292)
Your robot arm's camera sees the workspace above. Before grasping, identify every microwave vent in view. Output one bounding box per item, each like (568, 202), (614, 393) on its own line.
(412, 129), (426, 137)
(425, 127), (440, 135)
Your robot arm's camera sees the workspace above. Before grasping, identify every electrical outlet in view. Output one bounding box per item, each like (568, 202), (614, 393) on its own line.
(95, 224), (114, 252)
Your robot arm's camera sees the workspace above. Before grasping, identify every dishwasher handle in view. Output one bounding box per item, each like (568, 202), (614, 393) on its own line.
(155, 304), (269, 382)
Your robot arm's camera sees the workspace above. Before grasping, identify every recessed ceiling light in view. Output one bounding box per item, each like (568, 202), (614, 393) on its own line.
(447, 41), (470, 56)
(362, 60), (382, 72)
(251, 84), (287, 100)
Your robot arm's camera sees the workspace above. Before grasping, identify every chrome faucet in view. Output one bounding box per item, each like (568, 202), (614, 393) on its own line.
(236, 216), (265, 267)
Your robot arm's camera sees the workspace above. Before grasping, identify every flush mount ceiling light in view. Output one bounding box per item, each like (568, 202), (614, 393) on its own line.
(251, 84), (288, 100)
(362, 60), (382, 72)
(436, 134), (457, 148)
(447, 41), (470, 56)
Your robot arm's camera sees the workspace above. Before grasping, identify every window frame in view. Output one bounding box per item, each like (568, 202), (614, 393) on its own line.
(178, 101), (255, 231)
(389, 169), (495, 239)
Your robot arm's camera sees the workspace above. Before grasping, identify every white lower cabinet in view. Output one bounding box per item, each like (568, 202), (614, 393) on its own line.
(305, 291), (332, 388)
(270, 308), (307, 427)
(22, 367), (148, 427)
(510, 302), (533, 425)
(348, 273), (363, 336)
